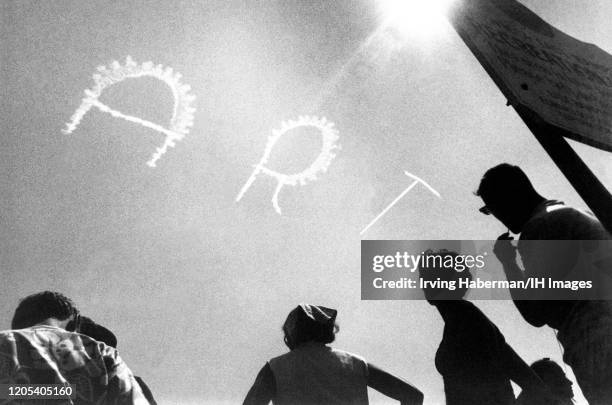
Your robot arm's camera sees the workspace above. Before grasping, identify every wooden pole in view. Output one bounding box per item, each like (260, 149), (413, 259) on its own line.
(514, 105), (612, 235)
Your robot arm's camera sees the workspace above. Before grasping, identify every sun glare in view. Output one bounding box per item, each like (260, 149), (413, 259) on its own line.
(377, 0), (454, 40)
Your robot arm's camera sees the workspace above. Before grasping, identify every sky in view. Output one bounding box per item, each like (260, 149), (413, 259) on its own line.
(1, 0), (611, 404)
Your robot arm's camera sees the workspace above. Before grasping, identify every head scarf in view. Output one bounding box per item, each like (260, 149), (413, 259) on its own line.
(283, 304), (337, 346)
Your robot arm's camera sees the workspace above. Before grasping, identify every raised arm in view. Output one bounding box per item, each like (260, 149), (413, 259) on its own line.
(494, 233), (547, 327)
(494, 335), (552, 402)
(499, 341), (543, 393)
(95, 342), (150, 405)
(243, 363), (275, 405)
(367, 363), (424, 405)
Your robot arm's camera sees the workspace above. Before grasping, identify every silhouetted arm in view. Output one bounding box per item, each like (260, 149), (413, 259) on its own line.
(489, 322), (552, 402)
(367, 363), (424, 405)
(499, 341), (544, 393)
(243, 363), (275, 405)
(494, 234), (547, 327)
(502, 262), (549, 327)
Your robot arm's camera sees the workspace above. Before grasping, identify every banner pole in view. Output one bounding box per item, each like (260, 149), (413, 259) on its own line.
(514, 105), (612, 235)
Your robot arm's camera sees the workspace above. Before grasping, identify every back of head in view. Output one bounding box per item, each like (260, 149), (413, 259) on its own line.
(282, 304), (338, 350)
(418, 250), (472, 301)
(530, 358), (574, 402)
(476, 163), (538, 204)
(476, 164), (545, 233)
(11, 291), (78, 329)
(531, 358), (568, 386)
(273, 305), (368, 405)
(531, 358), (562, 375)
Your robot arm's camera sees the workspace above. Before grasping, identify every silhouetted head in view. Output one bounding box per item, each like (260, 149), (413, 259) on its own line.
(531, 358), (574, 402)
(11, 291), (79, 330)
(418, 250), (472, 303)
(78, 316), (118, 348)
(476, 163), (545, 233)
(282, 304), (338, 350)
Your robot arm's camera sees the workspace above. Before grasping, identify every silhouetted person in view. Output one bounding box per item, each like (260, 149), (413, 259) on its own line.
(243, 304), (424, 405)
(3, 291), (149, 404)
(419, 250), (547, 405)
(477, 163), (612, 404)
(517, 358), (574, 405)
(78, 316), (157, 405)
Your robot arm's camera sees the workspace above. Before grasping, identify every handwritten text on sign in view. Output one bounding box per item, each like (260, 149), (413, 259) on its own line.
(449, 0), (612, 152)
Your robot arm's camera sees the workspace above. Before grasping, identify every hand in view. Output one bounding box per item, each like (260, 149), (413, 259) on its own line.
(493, 232), (517, 265)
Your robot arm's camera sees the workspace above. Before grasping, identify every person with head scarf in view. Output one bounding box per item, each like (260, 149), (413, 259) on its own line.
(243, 304), (423, 405)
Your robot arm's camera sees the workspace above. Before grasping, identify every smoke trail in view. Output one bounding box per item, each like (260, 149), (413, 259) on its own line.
(63, 56), (196, 167)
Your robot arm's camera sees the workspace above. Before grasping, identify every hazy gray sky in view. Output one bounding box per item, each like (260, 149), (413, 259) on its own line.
(2, 1), (611, 404)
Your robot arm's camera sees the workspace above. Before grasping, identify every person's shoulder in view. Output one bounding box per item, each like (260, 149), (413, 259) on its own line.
(30, 327), (121, 360)
(329, 347), (369, 377)
(330, 347), (367, 363)
(456, 301), (501, 334)
(2, 326), (68, 340)
(0, 326), (37, 335)
(548, 207), (608, 236)
(523, 202), (609, 240)
(543, 204), (593, 221)
(0, 329), (15, 338)
(0, 329), (18, 346)
(454, 299), (484, 317)
(269, 350), (293, 365)
(48, 330), (125, 372)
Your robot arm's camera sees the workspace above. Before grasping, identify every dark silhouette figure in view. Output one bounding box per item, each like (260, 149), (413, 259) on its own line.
(243, 304), (424, 405)
(517, 358), (574, 405)
(78, 316), (158, 405)
(2, 291), (149, 404)
(477, 163), (612, 405)
(419, 250), (547, 405)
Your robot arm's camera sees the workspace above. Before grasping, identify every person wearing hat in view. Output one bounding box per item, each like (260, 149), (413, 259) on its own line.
(2, 291), (149, 404)
(243, 304), (423, 405)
